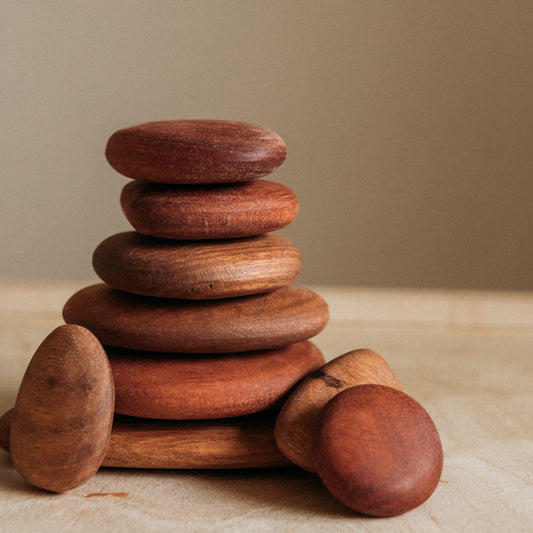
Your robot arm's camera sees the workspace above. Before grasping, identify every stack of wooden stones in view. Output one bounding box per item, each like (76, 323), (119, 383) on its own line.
(61, 120), (330, 469)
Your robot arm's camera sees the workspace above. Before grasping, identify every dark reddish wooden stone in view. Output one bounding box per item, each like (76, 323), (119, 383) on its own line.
(314, 384), (443, 517)
(105, 120), (287, 184)
(104, 412), (292, 469)
(92, 232), (302, 299)
(62, 284), (329, 353)
(120, 180), (298, 240)
(107, 341), (324, 420)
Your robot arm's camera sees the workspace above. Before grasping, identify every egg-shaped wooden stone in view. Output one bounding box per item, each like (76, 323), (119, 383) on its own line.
(275, 348), (402, 472)
(63, 284), (329, 353)
(107, 341), (325, 420)
(314, 384), (443, 517)
(120, 180), (298, 240)
(9, 325), (115, 493)
(92, 232), (302, 299)
(105, 120), (287, 184)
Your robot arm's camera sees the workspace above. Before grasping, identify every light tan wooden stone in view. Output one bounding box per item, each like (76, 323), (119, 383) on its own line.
(108, 341), (325, 420)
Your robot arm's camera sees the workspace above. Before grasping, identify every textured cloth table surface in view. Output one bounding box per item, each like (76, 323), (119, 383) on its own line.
(1, 281), (532, 533)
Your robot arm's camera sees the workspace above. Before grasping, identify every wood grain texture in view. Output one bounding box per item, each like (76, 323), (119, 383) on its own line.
(107, 341), (325, 420)
(120, 180), (299, 240)
(105, 120), (287, 184)
(92, 232), (302, 299)
(314, 385), (443, 517)
(1, 409), (291, 469)
(275, 349), (402, 472)
(9, 325), (115, 493)
(105, 412), (293, 469)
(63, 284), (329, 353)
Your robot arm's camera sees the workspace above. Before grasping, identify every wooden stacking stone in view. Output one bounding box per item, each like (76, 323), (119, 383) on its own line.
(92, 232), (302, 299)
(314, 385), (443, 517)
(106, 120), (287, 184)
(275, 349), (402, 472)
(0, 409), (292, 469)
(63, 284), (329, 353)
(108, 341), (324, 420)
(9, 325), (114, 492)
(121, 180), (298, 240)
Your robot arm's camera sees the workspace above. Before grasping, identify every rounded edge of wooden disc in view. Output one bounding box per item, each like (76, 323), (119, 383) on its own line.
(120, 180), (299, 239)
(107, 340), (325, 420)
(92, 232), (302, 299)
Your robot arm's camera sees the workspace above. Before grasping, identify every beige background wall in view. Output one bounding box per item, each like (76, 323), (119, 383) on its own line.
(2, 1), (532, 290)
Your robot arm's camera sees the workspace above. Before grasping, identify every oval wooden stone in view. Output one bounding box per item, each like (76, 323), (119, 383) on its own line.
(9, 325), (114, 493)
(120, 180), (299, 240)
(63, 284), (329, 353)
(105, 120), (287, 184)
(1, 409), (291, 469)
(92, 232), (302, 300)
(314, 384), (443, 517)
(275, 349), (402, 472)
(107, 341), (325, 420)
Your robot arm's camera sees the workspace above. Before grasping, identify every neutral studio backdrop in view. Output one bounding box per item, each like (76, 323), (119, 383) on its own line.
(2, 1), (532, 291)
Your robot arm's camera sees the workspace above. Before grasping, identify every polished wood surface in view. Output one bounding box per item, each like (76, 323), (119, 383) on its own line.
(105, 120), (287, 183)
(120, 180), (298, 240)
(105, 412), (292, 469)
(9, 325), (114, 493)
(92, 232), (302, 299)
(63, 284), (329, 353)
(275, 349), (401, 472)
(107, 341), (324, 420)
(314, 385), (443, 517)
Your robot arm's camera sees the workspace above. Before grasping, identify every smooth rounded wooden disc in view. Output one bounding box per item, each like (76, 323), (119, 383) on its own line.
(105, 120), (287, 184)
(92, 232), (302, 300)
(0, 409), (291, 469)
(120, 180), (299, 240)
(9, 325), (114, 492)
(105, 412), (292, 469)
(314, 385), (443, 517)
(275, 349), (402, 472)
(107, 341), (325, 420)
(63, 284), (329, 353)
